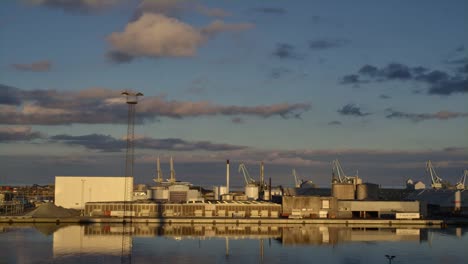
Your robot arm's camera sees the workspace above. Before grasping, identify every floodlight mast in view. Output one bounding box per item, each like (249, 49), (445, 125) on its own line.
(122, 91), (143, 180)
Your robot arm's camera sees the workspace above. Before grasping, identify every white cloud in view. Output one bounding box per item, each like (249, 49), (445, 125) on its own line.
(107, 13), (253, 62)
(108, 13), (204, 59)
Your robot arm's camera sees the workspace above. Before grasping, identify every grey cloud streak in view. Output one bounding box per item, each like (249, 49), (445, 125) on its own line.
(385, 109), (468, 122)
(341, 62), (468, 95)
(337, 104), (371, 117)
(10, 60), (52, 72)
(50, 133), (248, 152)
(0, 85), (311, 125)
(0, 126), (44, 142)
(26, 0), (122, 14)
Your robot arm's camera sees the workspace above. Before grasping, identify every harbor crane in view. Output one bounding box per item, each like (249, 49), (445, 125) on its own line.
(332, 159), (347, 183)
(455, 169), (467, 190)
(238, 163), (256, 185)
(332, 159), (359, 184)
(292, 169), (301, 188)
(426, 160), (445, 189)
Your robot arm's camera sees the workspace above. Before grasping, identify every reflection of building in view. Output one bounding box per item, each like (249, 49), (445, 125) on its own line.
(281, 226), (424, 245)
(53, 225), (132, 256)
(55, 176), (133, 210)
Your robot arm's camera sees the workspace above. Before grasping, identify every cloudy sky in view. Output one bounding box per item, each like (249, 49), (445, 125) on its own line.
(1, 0), (467, 187)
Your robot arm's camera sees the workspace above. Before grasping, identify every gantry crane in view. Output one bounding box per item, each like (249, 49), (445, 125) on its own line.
(426, 160), (444, 189)
(455, 169), (467, 190)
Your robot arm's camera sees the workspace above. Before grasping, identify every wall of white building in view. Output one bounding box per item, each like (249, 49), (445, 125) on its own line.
(55, 176), (133, 209)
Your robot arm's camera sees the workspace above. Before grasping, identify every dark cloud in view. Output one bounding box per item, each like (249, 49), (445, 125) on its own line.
(379, 94), (391, 99)
(340, 74), (367, 85)
(231, 117), (244, 124)
(0, 85), (311, 125)
(272, 43), (303, 60)
(0, 84), (22, 105)
(427, 78), (468, 95)
(27, 0), (121, 14)
(50, 133), (248, 152)
(341, 62), (468, 95)
(270, 67), (292, 79)
(10, 60), (52, 72)
(455, 45), (465, 52)
(385, 109), (468, 122)
(358, 64), (379, 77)
(0, 126), (44, 142)
(309, 39), (349, 50)
(252, 7), (286, 15)
(338, 104), (371, 117)
(50, 133), (124, 152)
(358, 63), (413, 80)
(328, 121), (342, 126)
(106, 51), (134, 64)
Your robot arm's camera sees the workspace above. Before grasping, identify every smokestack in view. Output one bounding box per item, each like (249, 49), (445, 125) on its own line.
(155, 156), (162, 183)
(260, 161), (265, 191)
(226, 160), (230, 194)
(170, 156), (175, 183)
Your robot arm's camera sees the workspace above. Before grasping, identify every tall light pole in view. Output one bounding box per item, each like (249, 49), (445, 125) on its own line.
(122, 91), (143, 205)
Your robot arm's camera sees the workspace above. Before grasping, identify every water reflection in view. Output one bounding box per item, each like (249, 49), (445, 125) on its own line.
(1, 223), (467, 264)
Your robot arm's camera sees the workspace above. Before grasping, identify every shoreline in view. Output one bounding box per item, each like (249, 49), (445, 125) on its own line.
(0, 216), (457, 227)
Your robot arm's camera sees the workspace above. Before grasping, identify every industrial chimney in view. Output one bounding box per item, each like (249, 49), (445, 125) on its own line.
(226, 160), (230, 194)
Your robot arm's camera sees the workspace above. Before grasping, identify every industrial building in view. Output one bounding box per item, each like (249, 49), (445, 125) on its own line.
(84, 200), (281, 218)
(55, 176), (133, 210)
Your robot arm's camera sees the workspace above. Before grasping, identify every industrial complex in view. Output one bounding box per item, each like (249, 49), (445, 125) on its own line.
(1, 92), (467, 223)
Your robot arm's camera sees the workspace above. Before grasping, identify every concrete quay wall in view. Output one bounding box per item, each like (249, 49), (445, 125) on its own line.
(0, 216), (445, 227)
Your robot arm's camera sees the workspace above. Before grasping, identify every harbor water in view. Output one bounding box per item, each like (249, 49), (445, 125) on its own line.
(1, 224), (467, 264)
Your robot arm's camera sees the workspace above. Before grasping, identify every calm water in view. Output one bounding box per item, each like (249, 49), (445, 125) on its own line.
(1, 224), (467, 264)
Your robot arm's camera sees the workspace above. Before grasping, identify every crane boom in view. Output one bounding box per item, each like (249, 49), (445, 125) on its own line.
(292, 169), (301, 188)
(426, 160), (444, 189)
(332, 159), (347, 183)
(239, 163), (255, 185)
(456, 169), (467, 190)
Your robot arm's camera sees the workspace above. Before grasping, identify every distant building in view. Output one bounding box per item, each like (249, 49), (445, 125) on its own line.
(406, 179), (426, 190)
(55, 176), (133, 210)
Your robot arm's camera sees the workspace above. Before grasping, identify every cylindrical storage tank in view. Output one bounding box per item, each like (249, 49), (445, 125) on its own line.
(221, 194), (233, 201)
(148, 187), (169, 200)
(245, 184), (259, 200)
(332, 183), (355, 200)
(213, 186), (228, 200)
(356, 183), (379, 200)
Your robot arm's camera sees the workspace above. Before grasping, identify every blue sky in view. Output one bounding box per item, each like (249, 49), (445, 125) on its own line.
(0, 0), (467, 187)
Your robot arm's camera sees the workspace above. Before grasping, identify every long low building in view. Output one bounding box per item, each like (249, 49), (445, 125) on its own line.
(84, 200), (281, 218)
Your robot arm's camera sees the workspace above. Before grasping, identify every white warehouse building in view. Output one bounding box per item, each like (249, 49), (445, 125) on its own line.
(55, 176), (133, 210)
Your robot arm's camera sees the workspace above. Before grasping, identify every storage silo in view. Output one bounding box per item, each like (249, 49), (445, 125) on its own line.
(213, 186), (228, 200)
(245, 184), (259, 200)
(332, 183), (355, 200)
(356, 183), (379, 200)
(147, 186), (169, 201)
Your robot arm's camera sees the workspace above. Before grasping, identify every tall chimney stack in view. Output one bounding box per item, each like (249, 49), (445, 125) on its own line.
(226, 160), (230, 194)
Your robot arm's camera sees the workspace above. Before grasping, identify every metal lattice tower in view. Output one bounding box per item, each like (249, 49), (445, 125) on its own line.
(122, 91), (143, 179)
(121, 91), (142, 264)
